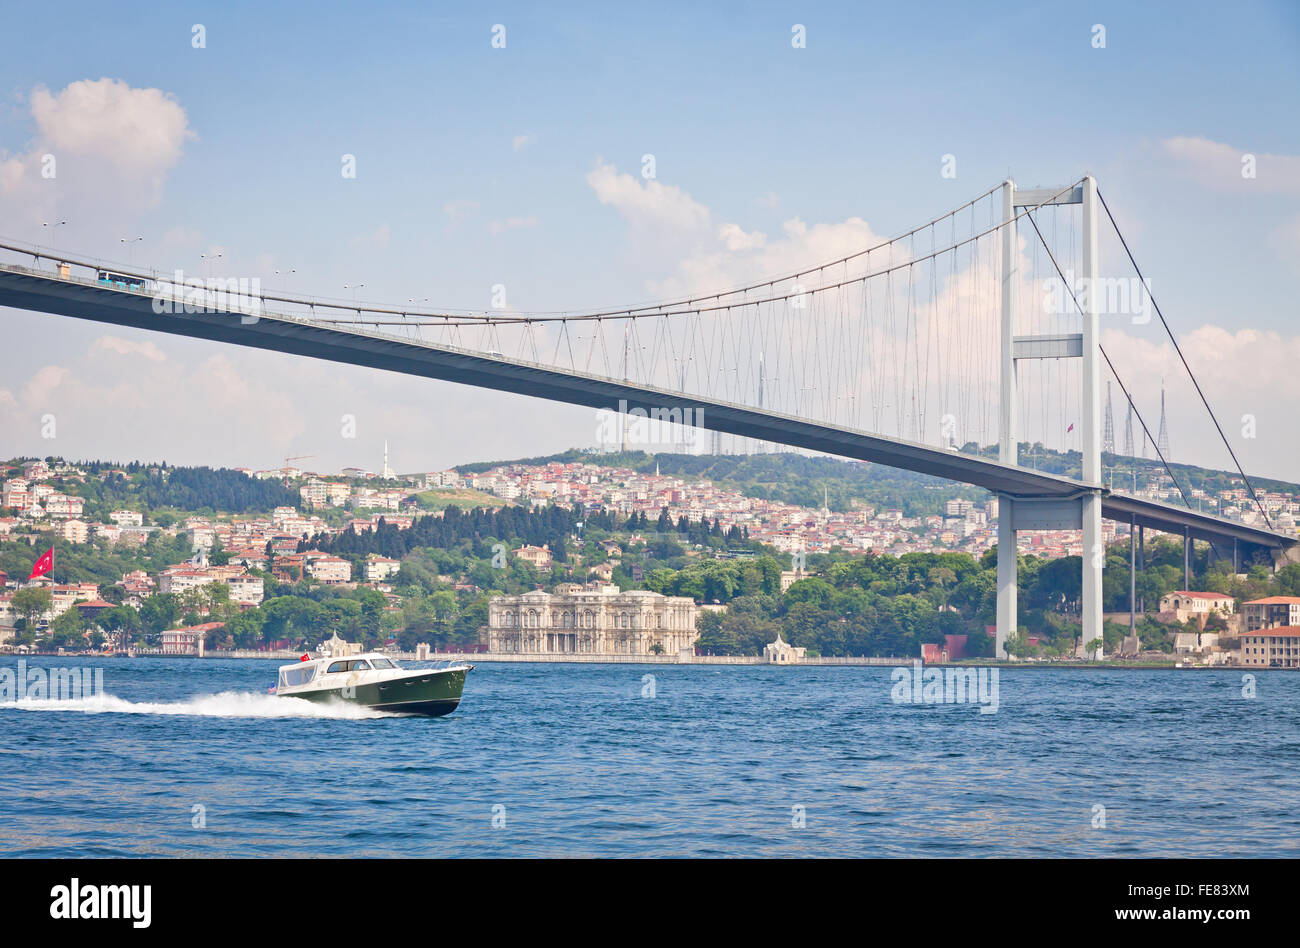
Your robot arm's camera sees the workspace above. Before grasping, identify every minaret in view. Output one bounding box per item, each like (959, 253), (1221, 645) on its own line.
(1156, 381), (1171, 461)
(382, 440), (395, 480)
(1103, 381), (1115, 455)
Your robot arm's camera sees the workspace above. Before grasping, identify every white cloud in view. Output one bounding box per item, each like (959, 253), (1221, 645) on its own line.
(0, 78), (193, 244)
(351, 223), (391, 251)
(718, 222), (766, 251)
(1161, 136), (1300, 195)
(92, 336), (167, 361)
(1101, 324), (1300, 479)
(489, 216), (539, 236)
(646, 213), (888, 301)
(1270, 213), (1300, 273)
(584, 158), (894, 304)
(443, 199), (479, 229)
(0, 324), (594, 472)
(161, 225), (202, 249)
(585, 159), (711, 233)
(512, 133), (535, 151)
(30, 79), (191, 182)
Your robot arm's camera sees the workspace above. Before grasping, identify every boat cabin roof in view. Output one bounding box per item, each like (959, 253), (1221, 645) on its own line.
(277, 651), (398, 673)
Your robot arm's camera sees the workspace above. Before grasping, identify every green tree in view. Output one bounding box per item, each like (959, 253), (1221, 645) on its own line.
(12, 587), (53, 630)
(47, 607), (86, 649)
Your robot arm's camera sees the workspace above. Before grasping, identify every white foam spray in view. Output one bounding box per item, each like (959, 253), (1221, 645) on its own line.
(8, 690), (393, 719)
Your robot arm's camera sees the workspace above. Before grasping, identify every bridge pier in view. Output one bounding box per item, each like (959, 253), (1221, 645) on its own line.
(1138, 524), (1145, 612)
(1129, 513), (1137, 643)
(996, 495), (1016, 659)
(1082, 491), (1104, 659)
(996, 179), (1019, 661)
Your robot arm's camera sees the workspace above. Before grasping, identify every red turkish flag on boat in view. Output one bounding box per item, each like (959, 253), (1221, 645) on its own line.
(27, 547), (54, 581)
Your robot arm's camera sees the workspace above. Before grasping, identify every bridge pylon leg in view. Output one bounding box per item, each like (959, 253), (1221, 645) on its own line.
(1079, 176), (1104, 661)
(996, 495), (1016, 659)
(1081, 490), (1104, 660)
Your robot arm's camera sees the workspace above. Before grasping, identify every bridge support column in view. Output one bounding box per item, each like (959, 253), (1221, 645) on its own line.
(1138, 525), (1145, 612)
(1081, 491), (1104, 659)
(1129, 514), (1137, 643)
(1079, 176), (1104, 660)
(996, 495), (1016, 660)
(997, 179), (1018, 662)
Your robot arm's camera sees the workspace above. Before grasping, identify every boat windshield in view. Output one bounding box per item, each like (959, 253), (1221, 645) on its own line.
(370, 657), (398, 669)
(325, 659), (372, 673)
(279, 665), (317, 688)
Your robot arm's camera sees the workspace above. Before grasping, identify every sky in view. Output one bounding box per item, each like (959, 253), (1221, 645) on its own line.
(1, 0), (1297, 481)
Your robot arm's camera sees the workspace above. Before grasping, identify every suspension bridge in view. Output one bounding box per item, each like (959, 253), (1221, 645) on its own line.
(1, 176), (1294, 659)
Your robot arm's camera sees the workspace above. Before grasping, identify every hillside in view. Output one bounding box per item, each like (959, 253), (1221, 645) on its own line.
(456, 446), (1299, 519)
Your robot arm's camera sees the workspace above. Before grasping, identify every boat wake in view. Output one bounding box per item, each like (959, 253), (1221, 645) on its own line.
(8, 690), (394, 719)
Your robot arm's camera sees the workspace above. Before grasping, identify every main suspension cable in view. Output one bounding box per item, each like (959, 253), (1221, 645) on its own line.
(1021, 209), (1194, 510)
(1096, 188), (1273, 529)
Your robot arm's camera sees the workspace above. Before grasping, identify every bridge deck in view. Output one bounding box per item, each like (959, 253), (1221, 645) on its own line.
(1, 264), (1292, 555)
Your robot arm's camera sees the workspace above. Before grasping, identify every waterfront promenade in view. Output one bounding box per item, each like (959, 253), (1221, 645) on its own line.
(67, 648), (908, 666)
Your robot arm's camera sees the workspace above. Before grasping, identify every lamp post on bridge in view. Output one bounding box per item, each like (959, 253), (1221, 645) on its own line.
(42, 220), (67, 255)
(120, 235), (143, 266)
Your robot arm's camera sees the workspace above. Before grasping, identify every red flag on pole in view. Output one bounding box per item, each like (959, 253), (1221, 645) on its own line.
(27, 547), (54, 581)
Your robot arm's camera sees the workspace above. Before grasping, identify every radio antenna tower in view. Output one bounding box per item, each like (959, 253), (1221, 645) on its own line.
(1103, 382), (1115, 455)
(1157, 380), (1171, 462)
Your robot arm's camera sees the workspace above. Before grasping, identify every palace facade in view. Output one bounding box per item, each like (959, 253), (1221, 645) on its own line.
(485, 582), (698, 657)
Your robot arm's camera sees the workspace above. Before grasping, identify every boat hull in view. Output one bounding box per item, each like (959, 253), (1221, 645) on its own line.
(290, 668), (469, 717)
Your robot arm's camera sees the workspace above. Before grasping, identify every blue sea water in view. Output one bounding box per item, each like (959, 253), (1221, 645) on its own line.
(1, 657), (1297, 857)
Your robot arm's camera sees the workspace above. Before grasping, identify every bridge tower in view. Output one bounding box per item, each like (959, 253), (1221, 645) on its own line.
(997, 176), (1105, 660)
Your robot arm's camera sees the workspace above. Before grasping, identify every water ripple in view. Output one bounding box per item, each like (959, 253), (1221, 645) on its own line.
(1, 658), (1297, 857)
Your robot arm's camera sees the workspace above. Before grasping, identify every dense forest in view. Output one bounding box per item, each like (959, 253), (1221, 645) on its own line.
(18, 460), (299, 521)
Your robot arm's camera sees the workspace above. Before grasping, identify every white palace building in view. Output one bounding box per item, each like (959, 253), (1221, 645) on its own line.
(485, 582), (699, 658)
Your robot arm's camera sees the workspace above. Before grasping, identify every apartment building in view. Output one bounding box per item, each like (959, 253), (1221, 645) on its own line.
(1243, 596), (1300, 632)
(1240, 627), (1300, 668)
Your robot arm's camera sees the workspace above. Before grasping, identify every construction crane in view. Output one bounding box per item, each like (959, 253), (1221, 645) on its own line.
(283, 454), (314, 487)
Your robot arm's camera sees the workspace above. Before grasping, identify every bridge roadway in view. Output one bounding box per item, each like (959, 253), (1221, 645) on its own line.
(1, 263), (1293, 559)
